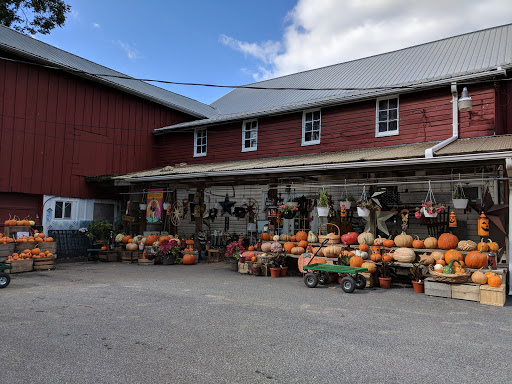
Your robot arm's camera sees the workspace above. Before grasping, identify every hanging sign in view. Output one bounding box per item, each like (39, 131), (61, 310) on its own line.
(146, 189), (164, 224)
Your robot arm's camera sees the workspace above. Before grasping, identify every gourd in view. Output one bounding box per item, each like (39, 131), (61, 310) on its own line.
(307, 231), (318, 243)
(471, 268), (488, 284)
(464, 251), (488, 269)
(357, 232), (375, 246)
(362, 261), (377, 273)
(284, 242), (296, 253)
(412, 236), (424, 249)
(392, 247), (416, 262)
(444, 249), (463, 264)
(261, 242), (272, 253)
(291, 246), (305, 255)
(487, 239), (499, 252)
(434, 263), (444, 272)
(358, 244), (369, 252)
(270, 242), (283, 253)
(457, 240), (477, 251)
(394, 232), (413, 248)
(126, 243), (138, 251)
(373, 236), (386, 246)
(488, 274), (502, 287)
(145, 235), (158, 246)
(298, 240), (308, 248)
(442, 259), (460, 274)
(349, 256), (364, 267)
(182, 254), (195, 265)
(419, 253), (435, 265)
(477, 238), (489, 252)
(341, 232), (358, 245)
(323, 245), (342, 258)
(438, 233), (459, 250)
(354, 249), (368, 259)
(273, 235), (280, 241)
(115, 233), (125, 243)
(280, 234), (291, 242)
(295, 231), (308, 242)
(430, 251), (444, 261)
(423, 237), (438, 249)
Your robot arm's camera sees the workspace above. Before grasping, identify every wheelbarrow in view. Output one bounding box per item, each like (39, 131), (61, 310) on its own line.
(0, 263), (12, 288)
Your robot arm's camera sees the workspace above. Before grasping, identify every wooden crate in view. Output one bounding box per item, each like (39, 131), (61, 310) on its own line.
(361, 272), (376, 288)
(260, 263), (269, 277)
(138, 258), (154, 266)
(33, 256), (56, 271)
(480, 284), (507, 307)
(5, 259), (33, 274)
(37, 242), (57, 254)
(14, 242), (37, 253)
(99, 251), (118, 262)
(0, 243), (15, 261)
(120, 250), (141, 264)
(4, 226), (31, 237)
(424, 278), (452, 298)
(238, 262), (253, 274)
(451, 282), (480, 302)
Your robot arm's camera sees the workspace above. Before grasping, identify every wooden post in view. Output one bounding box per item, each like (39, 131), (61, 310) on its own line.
(370, 210), (377, 236)
(194, 185), (204, 253)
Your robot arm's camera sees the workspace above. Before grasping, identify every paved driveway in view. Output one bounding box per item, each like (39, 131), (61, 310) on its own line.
(1, 261), (511, 383)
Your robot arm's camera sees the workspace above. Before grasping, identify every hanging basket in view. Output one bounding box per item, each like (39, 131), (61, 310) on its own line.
(139, 203), (147, 211)
(340, 201), (352, 210)
(318, 223), (341, 244)
(288, 202), (298, 207)
(452, 198), (468, 209)
(317, 207), (329, 217)
(422, 208), (438, 218)
(357, 207), (370, 217)
(282, 211), (296, 219)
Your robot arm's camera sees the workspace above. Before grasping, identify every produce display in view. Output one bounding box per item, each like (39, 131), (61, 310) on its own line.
(6, 249), (54, 260)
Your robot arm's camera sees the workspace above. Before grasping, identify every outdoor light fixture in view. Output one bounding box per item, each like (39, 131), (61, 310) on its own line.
(458, 87), (473, 112)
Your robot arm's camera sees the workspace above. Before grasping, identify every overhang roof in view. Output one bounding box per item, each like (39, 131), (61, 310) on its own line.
(0, 25), (218, 119)
(116, 135), (512, 182)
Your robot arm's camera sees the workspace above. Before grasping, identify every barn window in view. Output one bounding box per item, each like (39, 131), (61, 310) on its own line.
(376, 96), (399, 137)
(242, 120), (258, 152)
(55, 201), (72, 219)
(194, 128), (207, 157)
(302, 109), (321, 146)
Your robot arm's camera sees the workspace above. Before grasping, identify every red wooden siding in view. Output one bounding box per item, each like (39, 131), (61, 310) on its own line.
(157, 85), (497, 167)
(0, 193), (42, 231)
(0, 53), (195, 198)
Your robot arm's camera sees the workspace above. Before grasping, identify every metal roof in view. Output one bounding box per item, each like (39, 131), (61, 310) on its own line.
(0, 25), (218, 119)
(156, 23), (512, 133)
(117, 135), (512, 181)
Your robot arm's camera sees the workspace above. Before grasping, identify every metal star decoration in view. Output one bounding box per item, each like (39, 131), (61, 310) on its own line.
(218, 195), (236, 216)
(363, 211), (395, 235)
(468, 187), (508, 235)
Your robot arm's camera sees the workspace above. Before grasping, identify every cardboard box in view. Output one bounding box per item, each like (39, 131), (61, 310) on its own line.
(480, 284), (506, 307)
(451, 282), (480, 302)
(424, 277), (451, 298)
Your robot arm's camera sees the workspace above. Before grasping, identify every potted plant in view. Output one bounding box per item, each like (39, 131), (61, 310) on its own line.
(414, 201), (445, 219)
(356, 186), (382, 217)
(452, 185), (468, 209)
(86, 220), (113, 245)
(378, 260), (394, 289)
(139, 192), (147, 211)
(410, 260), (427, 293)
(160, 238), (182, 265)
(317, 189), (331, 217)
(279, 203), (298, 219)
(340, 194), (355, 210)
(225, 240), (245, 270)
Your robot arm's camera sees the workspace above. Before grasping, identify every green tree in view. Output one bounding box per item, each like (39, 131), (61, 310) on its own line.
(0, 0), (71, 35)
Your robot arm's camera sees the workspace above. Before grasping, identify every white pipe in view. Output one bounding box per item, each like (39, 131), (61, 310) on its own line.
(507, 158), (512, 295)
(425, 82), (459, 158)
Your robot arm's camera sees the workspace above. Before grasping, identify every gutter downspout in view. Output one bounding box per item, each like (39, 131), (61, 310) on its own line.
(506, 158), (512, 295)
(425, 82), (459, 158)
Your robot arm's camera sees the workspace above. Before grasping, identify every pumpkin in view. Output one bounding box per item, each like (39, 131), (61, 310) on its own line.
(357, 232), (375, 246)
(291, 246), (305, 255)
(423, 237), (438, 249)
(394, 232), (413, 248)
(122, 235), (131, 244)
(361, 261), (377, 273)
(159, 235), (170, 242)
(298, 240), (308, 248)
(373, 236), (386, 246)
(431, 251), (444, 261)
(260, 233), (270, 241)
(412, 236), (424, 249)
(261, 243), (272, 253)
(419, 253), (435, 265)
(272, 235), (279, 242)
(434, 263), (444, 272)
(354, 249), (368, 259)
(444, 249), (463, 264)
(270, 242), (283, 253)
(438, 233), (459, 250)
(341, 232), (358, 245)
(45, 237), (54, 242)
(242, 251), (255, 258)
(291, 235), (297, 242)
(488, 274), (502, 287)
(126, 243), (138, 251)
(248, 246), (255, 251)
(311, 247), (324, 257)
(284, 242), (296, 253)
(358, 244), (369, 252)
(312, 257), (327, 264)
(487, 239), (499, 252)
(251, 256), (258, 262)
(100, 246), (108, 251)
(476, 238), (489, 252)
(381, 253), (393, 262)
(307, 231), (318, 243)
(323, 245), (341, 258)
(349, 255), (364, 267)
(295, 231), (307, 242)
(471, 268), (488, 284)
(370, 252), (382, 262)
(145, 235), (158, 246)
(182, 254), (195, 265)
(437, 259), (446, 266)
(392, 248), (416, 263)
(22, 220), (30, 226)
(280, 234), (291, 242)
(457, 240), (477, 251)
(464, 251), (487, 269)
(382, 238), (394, 248)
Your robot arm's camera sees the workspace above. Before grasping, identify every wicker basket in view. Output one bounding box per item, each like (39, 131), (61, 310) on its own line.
(428, 265), (471, 283)
(317, 223), (341, 244)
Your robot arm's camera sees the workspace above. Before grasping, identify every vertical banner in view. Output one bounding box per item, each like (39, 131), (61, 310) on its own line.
(146, 189), (164, 223)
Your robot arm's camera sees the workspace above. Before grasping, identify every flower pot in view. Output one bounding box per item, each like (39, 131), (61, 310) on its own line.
(282, 211), (296, 219)
(452, 198), (468, 209)
(139, 203), (147, 211)
(378, 277), (392, 289)
(412, 280), (424, 293)
(270, 267), (281, 278)
(280, 266), (288, 277)
(162, 254), (176, 265)
(423, 210), (438, 218)
(317, 207), (329, 217)
(340, 201), (352, 210)
(357, 207), (370, 217)
(239, 256), (246, 264)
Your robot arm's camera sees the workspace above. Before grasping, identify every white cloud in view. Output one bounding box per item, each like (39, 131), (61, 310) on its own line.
(70, 9), (79, 19)
(118, 41), (142, 60)
(93, 23), (101, 29)
(222, 0), (512, 81)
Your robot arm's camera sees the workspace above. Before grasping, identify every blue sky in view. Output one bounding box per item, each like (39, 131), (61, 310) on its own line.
(36, 0), (512, 105)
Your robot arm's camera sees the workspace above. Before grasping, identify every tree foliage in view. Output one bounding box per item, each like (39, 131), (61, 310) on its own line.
(0, 0), (71, 35)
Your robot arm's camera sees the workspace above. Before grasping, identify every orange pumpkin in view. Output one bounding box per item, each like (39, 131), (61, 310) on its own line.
(464, 251), (488, 269)
(284, 242), (296, 253)
(488, 274), (502, 287)
(438, 233), (459, 250)
(45, 237), (54, 242)
(248, 246), (255, 251)
(412, 236), (424, 249)
(312, 257), (327, 264)
(382, 238), (394, 248)
(444, 249), (463, 264)
(381, 253), (393, 262)
(145, 235), (158, 246)
(349, 255), (364, 267)
(261, 233), (270, 241)
(31, 248), (41, 255)
(295, 231), (307, 242)
(358, 244), (369, 252)
(251, 256), (258, 262)
(182, 254), (195, 265)
(101, 246), (108, 251)
(437, 259), (446, 266)
(291, 235), (297, 242)
(298, 240), (308, 248)
(159, 235), (171, 242)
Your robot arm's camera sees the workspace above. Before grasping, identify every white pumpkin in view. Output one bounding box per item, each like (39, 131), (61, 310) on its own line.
(434, 263), (444, 272)
(355, 249), (368, 259)
(126, 243), (138, 251)
(273, 235), (280, 241)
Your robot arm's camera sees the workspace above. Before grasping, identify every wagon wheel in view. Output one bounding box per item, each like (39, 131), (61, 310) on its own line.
(170, 200), (184, 226)
(244, 198), (259, 220)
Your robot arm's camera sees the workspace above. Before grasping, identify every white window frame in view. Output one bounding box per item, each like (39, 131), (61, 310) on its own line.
(376, 96), (399, 137)
(302, 109), (321, 146)
(242, 119), (258, 152)
(54, 200), (72, 219)
(194, 128), (207, 157)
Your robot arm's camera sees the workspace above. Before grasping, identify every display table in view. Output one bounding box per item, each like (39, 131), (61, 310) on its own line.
(207, 249), (224, 263)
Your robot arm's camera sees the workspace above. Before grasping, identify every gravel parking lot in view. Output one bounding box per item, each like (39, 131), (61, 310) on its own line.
(1, 261), (511, 384)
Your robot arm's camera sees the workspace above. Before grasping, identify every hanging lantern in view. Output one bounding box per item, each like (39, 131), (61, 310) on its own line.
(478, 212), (489, 236)
(449, 211), (457, 228)
(340, 203), (347, 218)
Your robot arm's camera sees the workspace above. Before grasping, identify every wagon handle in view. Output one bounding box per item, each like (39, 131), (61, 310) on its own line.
(306, 238), (330, 267)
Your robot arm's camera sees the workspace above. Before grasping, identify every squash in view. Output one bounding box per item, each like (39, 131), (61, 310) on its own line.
(434, 263), (444, 272)
(457, 240), (477, 251)
(354, 249), (368, 259)
(357, 232), (375, 246)
(442, 259), (460, 274)
(382, 238), (394, 248)
(261, 242), (272, 253)
(373, 236), (386, 246)
(412, 236), (424, 249)
(477, 238), (489, 252)
(273, 235), (280, 241)
(471, 268), (488, 284)
(392, 248), (416, 263)
(419, 253), (435, 265)
(298, 240), (308, 248)
(261, 232), (270, 241)
(487, 239), (499, 252)
(295, 231), (307, 242)
(323, 245), (342, 258)
(270, 242), (283, 253)
(430, 251), (444, 261)
(291, 246), (305, 255)
(126, 243), (138, 251)
(284, 242), (296, 253)
(438, 233), (459, 250)
(394, 232), (413, 248)
(444, 249), (463, 264)
(488, 274), (502, 287)
(349, 255), (364, 268)
(311, 247), (324, 257)
(423, 237), (438, 249)
(145, 235), (158, 246)
(381, 253), (393, 262)
(280, 234), (291, 242)
(361, 261), (377, 273)
(182, 254), (195, 265)
(115, 233), (125, 243)
(358, 243), (369, 252)
(307, 231), (318, 243)
(341, 232), (358, 245)
(464, 251), (488, 269)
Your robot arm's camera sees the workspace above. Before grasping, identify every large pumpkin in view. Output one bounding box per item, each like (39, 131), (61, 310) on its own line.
(261, 232), (270, 241)
(438, 233), (459, 250)
(323, 245), (342, 258)
(242, 251), (255, 258)
(145, 235), (158, 246)
(444, 249), (463, 264)
(394, 232), (413, 248)
(357, 232), (375, 246)
(471, 269), (488, 284)
(341, 232), (358, 245)
(126, 243), (138, 251)
(261, 242), (272, 253)
(291, 246), (305, 255)
(488, 274), (502, 287)
(361, 261), (377, 273)
(295, 231), (308, 242)
(392, 247), (416, 262)
(423, 237), (438, 249)
(349, 255), (364, 267)
(182, 254), (195, 265)
(464, 251), (488, 269)
(298, 240), (308, 248)
(284, 242), (296, 253)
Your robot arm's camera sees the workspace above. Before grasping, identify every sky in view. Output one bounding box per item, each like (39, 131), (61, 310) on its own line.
(34, 0), (512, 105)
